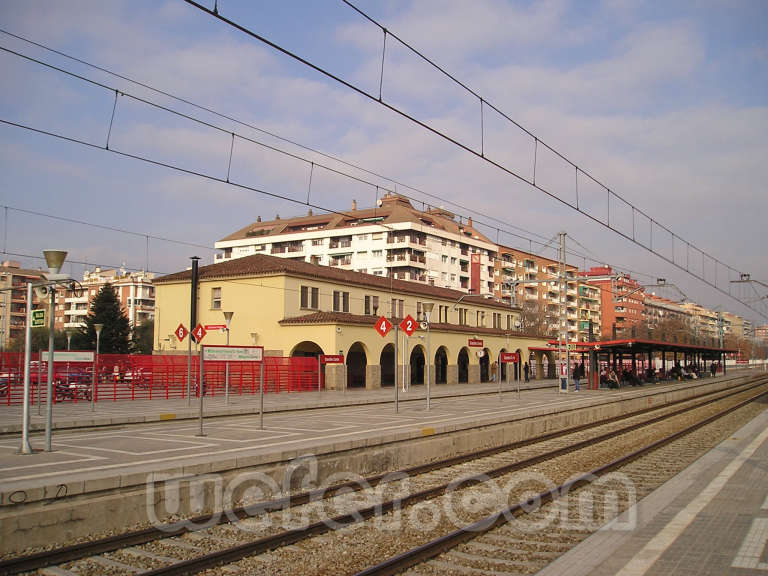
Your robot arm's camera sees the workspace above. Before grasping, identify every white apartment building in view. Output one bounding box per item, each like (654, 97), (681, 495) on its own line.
(58, 267), (155, 330)
(214, 194), (498, 294)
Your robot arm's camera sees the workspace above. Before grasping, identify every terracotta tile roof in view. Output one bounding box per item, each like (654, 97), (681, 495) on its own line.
(279, 312), (378, 326)
(156, 252), (518, 311)
(217, 194), (493, 245)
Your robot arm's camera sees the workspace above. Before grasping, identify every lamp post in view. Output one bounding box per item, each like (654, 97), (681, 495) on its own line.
(43, 250), (67, 452)
(223, 311), (234, 405)
(423, 302), (434, 411)
(93, 323), (103, 412)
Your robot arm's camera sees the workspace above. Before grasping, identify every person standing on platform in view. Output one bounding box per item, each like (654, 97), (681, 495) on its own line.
(573, 361), (583, 392)
(490, 361), (498, 382)
(524, 362), (530, 383)
(710, 362), (717, 378)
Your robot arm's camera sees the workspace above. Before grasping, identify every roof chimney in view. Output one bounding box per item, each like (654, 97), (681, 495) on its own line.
(275, 214), (280, 220)
(257, 216), (261, 222)
(467, 217), (473, 227)
(308, 209), (313, 216)
(352, 199), (357, 211)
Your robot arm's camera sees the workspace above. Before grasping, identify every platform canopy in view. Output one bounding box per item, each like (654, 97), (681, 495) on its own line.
(545, 338), (737, 360)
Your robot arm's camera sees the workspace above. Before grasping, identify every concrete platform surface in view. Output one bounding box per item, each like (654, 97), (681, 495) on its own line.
(0, 377), (734, 501)
(0, 379), (556, 434)
(536, 400), (768, 576)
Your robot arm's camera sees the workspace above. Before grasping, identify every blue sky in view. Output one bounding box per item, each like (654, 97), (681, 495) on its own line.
(0, 0), (766, 322)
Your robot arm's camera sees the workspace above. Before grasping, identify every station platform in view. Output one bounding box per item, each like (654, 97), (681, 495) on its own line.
(0, 373), (755, 554)
(536, 397), (768, 576)
(0, 379), (556, 435)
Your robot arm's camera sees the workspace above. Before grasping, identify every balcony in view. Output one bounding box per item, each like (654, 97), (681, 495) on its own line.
(387, 233), (426, 247)
(329, 238), (352, 250)
(329, 257), (352, 267)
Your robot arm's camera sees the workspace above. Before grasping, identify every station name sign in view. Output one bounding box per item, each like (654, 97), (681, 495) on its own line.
(41, 351), (95, 362)
(468, 338), (484, 347)
(203, 345), (263, 362)
(320, 354), (345, 364)
(500, 352), (520, 363)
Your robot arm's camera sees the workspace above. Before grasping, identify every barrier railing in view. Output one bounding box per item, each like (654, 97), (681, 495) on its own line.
(0, 352), (321, 405)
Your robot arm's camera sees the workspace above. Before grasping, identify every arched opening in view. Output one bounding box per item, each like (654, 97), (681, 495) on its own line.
(515, 348), (523, 380)
(380, 344), (395, 387)
(542, 354), (549, 380)
(290, 341), (324, 357)
(458, 348), (469, 383)
(479, 348), (490, 382)
(346, 342), (367, 388)
(410, 345), (425, 385)
(434, 346), (448, 384)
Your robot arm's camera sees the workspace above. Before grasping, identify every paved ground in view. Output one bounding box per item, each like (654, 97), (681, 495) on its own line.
(0, 378), (685, 495)
(536, 397), (768, 576)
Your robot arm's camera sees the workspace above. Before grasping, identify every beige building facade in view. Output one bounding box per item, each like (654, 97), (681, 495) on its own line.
(154, 254), (554, 389)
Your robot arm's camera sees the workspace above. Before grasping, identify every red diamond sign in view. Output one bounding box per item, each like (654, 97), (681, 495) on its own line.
(191, 323), (207, 343)
(399, 314), (417, 337)
(175, 323), (188, 342)
(374, 316), (393, 338)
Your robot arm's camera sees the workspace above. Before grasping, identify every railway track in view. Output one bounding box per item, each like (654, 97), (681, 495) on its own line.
(3, 376), (766, 576)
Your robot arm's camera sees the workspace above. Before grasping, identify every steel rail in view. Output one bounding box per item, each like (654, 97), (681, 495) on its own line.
(355, 384), (768, 576)
(0, 376), (760, 575)
(135, 379), (768, 576)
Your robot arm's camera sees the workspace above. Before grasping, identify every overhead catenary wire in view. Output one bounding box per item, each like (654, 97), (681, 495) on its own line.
(0, 36), (762, 319)
(0, 26), (672, 283)
(0, 38), (604, 266)
(180, 0), (762, 319)
(0, 28), (562, 256)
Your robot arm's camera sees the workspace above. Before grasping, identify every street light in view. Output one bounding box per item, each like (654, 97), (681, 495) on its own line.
(93, 323), (103, 412)
(223, 311), (234, 404)
(422, 302), (434, 411)
(43, 250), (68, 452)
(20, 249), (71, 453)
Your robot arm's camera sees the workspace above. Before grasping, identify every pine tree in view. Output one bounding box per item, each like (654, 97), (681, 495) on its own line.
(81, 284), (131, 353)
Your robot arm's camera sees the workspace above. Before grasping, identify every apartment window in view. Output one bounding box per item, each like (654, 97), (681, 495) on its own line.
(333, 290), (349, 313)
(451, 257), (457, 264)
(301, 285), (319, 309)
(372, 250), (383, 257)
(371, 233), (383, 240)
(211, 287), (222, 310)
(312, 239), (323, 246)
(442, 255), (448, 263)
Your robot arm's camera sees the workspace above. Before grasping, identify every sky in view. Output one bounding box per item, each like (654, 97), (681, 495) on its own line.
(0, 0), (766, 324)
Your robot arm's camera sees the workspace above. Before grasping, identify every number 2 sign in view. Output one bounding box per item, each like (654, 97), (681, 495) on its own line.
(399, 315), (417, 336)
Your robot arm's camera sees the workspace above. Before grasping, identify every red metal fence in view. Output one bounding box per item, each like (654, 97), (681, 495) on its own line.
(0, 352), (321, 405)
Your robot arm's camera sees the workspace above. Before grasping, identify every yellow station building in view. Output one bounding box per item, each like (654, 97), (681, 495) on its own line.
(154, 253), (555, 389)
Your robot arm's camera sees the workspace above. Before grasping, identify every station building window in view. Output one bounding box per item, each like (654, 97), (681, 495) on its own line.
(301, 285), (319, 309)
